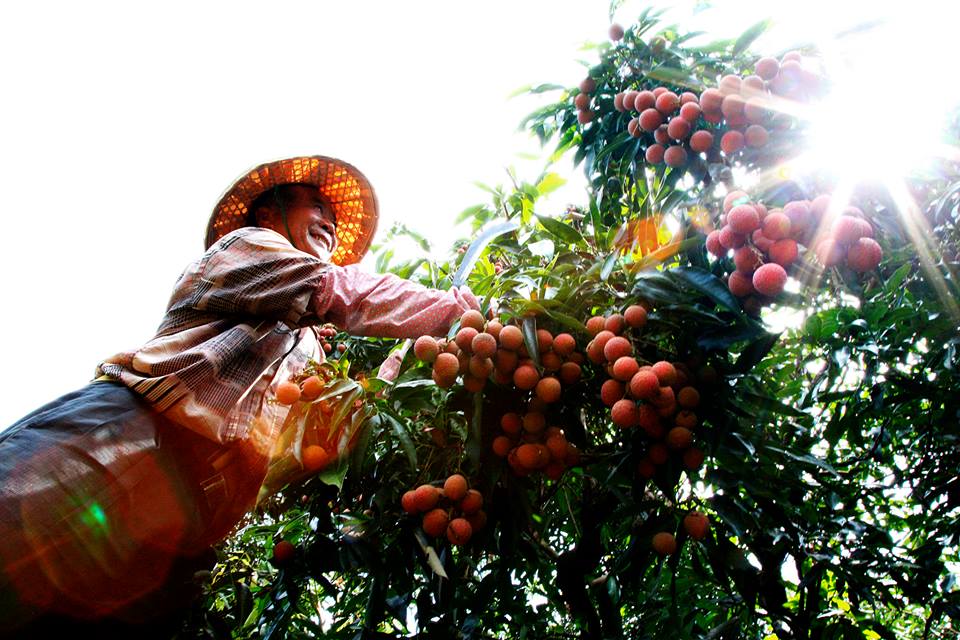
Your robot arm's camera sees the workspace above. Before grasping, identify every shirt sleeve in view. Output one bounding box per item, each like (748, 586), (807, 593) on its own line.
(187, 228), (326, 327)
(312, 265), (480, 338)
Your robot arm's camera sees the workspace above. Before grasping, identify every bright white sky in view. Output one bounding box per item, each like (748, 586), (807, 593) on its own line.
(0, 0), (954, 428)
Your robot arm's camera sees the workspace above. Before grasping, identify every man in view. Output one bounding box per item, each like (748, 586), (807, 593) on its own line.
(0, 156), (478, 635)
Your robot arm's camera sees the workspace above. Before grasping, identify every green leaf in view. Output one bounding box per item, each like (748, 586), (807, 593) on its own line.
(884, 263), (911, 294)
(732, 19), (770, 55)
(645, 64), (698, 88)
(668, 266), (741, 313)
(535, 172), (567, 196)
(601, 252), (618, 281)
(522, 316), (540, 366)
(536, 214), (586, 245)
(382, 412), (418, 472)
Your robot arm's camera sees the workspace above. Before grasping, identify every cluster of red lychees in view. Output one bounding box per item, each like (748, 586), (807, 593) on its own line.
(707, 190), (882, 310)
(401, 474), (487, 546)
(491, 409), (581, 480)
(415, 311), (584, 398)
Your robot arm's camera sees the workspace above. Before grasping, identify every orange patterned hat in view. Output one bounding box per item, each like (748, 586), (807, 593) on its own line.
(205, 156), (379, 265)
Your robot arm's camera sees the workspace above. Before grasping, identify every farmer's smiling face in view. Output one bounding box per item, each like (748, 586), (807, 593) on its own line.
(274, 185), (338, 260)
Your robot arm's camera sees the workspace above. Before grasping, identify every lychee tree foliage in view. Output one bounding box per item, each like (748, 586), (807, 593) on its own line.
(181, 11), (960, 640)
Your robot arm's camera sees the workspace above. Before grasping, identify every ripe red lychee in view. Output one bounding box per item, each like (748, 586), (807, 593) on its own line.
(664, 145), (688, 167)
(629, 369), (660, 400)
(677, 386), (700, 408)
(639, 108), (664, 131)
(654, 124), (670, 145)
(769, 239), (798, 266)
(733, 246), (763, 274)
(601, 378), (625, 407)
(651, 361), (677, 387)
(624, 305), (648, 328)
(492, 435), (512, 457)
(720, 130), (745, 155)
(755, 56), (779, 80)
(552, 333), (576, 356)
(679, 101), (701, 123)
(744, 124), (768, 148)
(609, 23), (625, 41)
(706, 229), (725, 256)
(652, 532), (677, 555)
(762, 212), (791, 241)
(614, 92), (625, 112)
(516, 443), (549, 469)
(832, 215), (865, 244)
(815, 237), (845, 267)
(461, 310), (485, 331)
(401, 490), (418, 514)
(513, 364), (540, 391)
(501, 412), (522, 435)
(743, 97), (769, 124)
(752, 263), (788, 297)
(721, 95), (746, 121)
(699, 88), (723, 113)
(667, 426), (694, 449)
(846, 237), (883, 272)
(522, 411), (546, 434)
(613, 356), (640, 382)
(603, 336), (633, 362)
(536, 377), (562, 403)
(689, 130), (713, 153)
(447, 518), (473, 545)
(459, 489), (483, 514)
(728, 270), (755, 297)
(585, 316), (606, 335)
(675, 409), (698, 429)
(414, 335), (439, 363)
(634, 90), (656, 112)
(683, 511), (710, 540)
(727, 204), (760, 234)
(718, 74), (741, 94)
(472, 332), (497, 359)
(495, 349), (518, 375)
(422, 508), (450, 537)
(611, 399), (640, 428)
(468, 355), (494, 379)
(433, 352), (460, 386)
(622, 90), (639, 111)
(498, 325), (523, 350)
(645, 144), (665, 164)
(579, 77), (596, 94)
(753, 229), (773, 253)
(272, 540), (296, 565)
(559, 361), (581, 385)
(783, 200), (811, 237)
(413, 484), (441, 512)
(574, 93), (590, 111)
(443, 474), (469, 501)
(655, 91), (680, 115)
(455, 327), (478, 353)
(723, 190), (749, 213)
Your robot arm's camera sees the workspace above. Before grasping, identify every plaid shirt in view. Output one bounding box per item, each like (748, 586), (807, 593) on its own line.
(97, 227), (477, 445)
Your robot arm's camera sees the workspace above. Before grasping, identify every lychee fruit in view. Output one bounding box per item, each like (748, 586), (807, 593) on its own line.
(752, 263), (788, 297)
(652, 531), (677, 555)
(846, 237), (882, 272)
(422, 508), (450, 537)
(611, 398), (640, 427)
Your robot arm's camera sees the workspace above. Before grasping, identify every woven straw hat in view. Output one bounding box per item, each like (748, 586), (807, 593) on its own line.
(205, 156), (379, 265)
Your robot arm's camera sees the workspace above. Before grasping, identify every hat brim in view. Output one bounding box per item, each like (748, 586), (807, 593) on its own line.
(205, 156), (379, 266)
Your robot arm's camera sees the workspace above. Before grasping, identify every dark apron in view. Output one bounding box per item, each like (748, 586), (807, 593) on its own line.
(0, 381), (232, 634)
